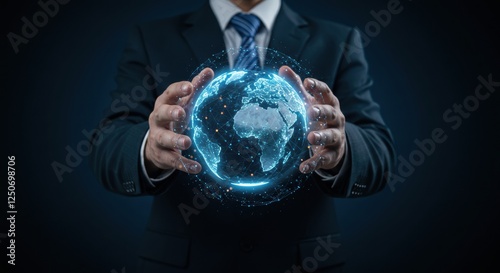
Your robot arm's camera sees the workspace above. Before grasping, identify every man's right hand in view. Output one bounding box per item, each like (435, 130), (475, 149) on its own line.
(144, 68), (214, 176)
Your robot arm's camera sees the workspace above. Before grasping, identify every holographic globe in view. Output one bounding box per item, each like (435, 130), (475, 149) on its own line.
(187, 70), (309, 206)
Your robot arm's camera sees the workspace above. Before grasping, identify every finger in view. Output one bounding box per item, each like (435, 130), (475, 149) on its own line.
(153, 128), (192, 150)
(299, 150), (336, 173)
(155, 81), (193, 108)
(152, 104), (186, 125)
(183, 68), (215, 106)
(307, 104), (338, 126)
(178, 68), (216, 118)
(304, 77), (338, 106)
(192, 67), (215, 91)
(279, 65), (314, 103)
(170, 119), (189, 134)
(307, 128), (343, 147)
(153, 149), (202, 174)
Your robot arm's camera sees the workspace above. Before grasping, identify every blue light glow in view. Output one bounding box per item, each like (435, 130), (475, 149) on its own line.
(231, 182), (269, 187)
(185, 48), (311, 206)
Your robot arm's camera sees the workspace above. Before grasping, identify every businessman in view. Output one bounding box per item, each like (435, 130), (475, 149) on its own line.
(90, 0), (395, 272)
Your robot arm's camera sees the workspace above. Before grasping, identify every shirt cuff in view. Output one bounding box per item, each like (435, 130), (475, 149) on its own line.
(140, 130), (175, 187)
(313, 144), (350, 189)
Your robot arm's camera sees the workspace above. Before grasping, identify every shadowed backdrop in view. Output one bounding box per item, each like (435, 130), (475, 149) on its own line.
(2, 0), (499, 272)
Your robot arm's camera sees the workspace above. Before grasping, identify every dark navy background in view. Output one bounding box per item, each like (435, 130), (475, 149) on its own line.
(2, 0), (499, 272)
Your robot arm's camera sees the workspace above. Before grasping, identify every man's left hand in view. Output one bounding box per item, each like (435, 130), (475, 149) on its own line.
(279, 66), (346, 174)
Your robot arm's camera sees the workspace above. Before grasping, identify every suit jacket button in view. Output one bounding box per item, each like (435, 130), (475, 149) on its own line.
(240, 239), (254, 252)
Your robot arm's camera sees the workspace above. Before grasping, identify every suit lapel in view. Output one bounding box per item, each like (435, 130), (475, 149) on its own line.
(182, 3), (227, 67)
(267, 3), (310, 64)
(181, 3), (309, 71)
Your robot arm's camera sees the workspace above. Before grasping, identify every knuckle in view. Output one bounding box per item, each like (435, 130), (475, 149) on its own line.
(147, 130), (156, 142)
(156, 131), (165, 147)
(164, 85), (173, 95)
(332, 129), (340, 144)
(158, 103), (169, 113)
(160, 104), (178, 122)
(154, 110), (162, 122)
(170, 134), (180, 148)
(148, 112), (156, 124)
(328, 107), (336, 120)
(152, 106), (165, 122)
(338, 112), (345, 125)
(326, 130), (335, 144)
(332, 95), (340, 106)
(319, 105), (327, 119)
(319, 80), (329, 91)
(154, 93), (164, 108)
(318, 153), (328, 165)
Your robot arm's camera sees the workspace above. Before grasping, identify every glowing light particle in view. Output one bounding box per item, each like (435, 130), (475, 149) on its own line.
(189, 68), (309, 206)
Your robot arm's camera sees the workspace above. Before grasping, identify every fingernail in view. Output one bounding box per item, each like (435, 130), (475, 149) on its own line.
(181, 84), (189, 94)
(313, 106), (320, 117)
(301, 164), (310, 173)
(189, 163), (200, 173)
(307, 78), (316, 89)
(173, 109), (183, 120)
(177, 109), (185, 119)
(172, 109), (179, 119)
(313, 132), (321, 144)
(176, 137), (186, 149)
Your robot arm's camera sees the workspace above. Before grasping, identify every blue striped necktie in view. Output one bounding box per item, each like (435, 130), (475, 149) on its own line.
(230, 13), (262, 70)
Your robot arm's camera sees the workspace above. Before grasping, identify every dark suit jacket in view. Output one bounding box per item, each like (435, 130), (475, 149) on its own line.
(90, 2), (395, 273)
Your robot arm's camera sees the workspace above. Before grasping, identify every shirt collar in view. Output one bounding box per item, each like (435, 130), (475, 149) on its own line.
(209, 0), (281, 32)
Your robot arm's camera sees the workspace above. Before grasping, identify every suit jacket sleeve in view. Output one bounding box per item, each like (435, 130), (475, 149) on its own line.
(320, 28), (396, 198)
(89, 26), (169, 196)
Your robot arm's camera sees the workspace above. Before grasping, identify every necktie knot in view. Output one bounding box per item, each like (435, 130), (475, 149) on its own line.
(230, 13), (261, 38)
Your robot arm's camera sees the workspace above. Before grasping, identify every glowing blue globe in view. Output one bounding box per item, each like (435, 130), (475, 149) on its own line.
(188, 70), (309, 206)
